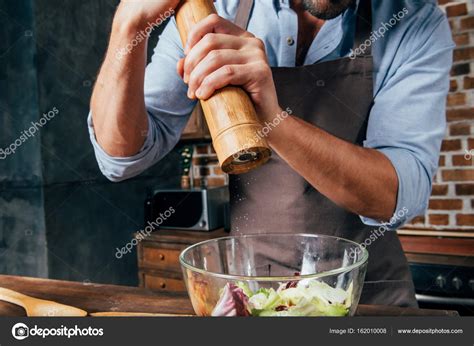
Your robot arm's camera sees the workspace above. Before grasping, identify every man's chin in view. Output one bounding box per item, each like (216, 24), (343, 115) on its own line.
(302, 0), (356, 20)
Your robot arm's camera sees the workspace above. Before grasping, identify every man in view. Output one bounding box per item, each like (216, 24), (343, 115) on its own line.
(88, 0), (454, 306)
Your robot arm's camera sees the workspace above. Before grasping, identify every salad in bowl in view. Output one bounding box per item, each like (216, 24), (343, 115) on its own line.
(180, 234), (368, 317)
(212, 278), (353, 317)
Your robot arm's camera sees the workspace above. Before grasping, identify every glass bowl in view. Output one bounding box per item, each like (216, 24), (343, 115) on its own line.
(180, 233), (368, 317)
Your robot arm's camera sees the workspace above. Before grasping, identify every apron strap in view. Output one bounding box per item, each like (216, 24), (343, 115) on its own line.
(353, 0), (373, 55)
(234, 0), (254, 29)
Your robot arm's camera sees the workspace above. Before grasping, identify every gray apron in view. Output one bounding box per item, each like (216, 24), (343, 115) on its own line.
(230, 0), (417, 307)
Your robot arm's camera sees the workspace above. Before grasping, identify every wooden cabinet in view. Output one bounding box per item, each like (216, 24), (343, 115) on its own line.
(137, 228), (228, 293)
(143, 274), (187, 292)
(398, 234), (474, 266)
(181, 105), (210, 140)
(141, 246), (182, 272)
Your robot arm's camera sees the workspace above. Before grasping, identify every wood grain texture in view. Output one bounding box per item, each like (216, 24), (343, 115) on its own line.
(137, 228), (229, 293)
(399, 235), (474, 257)
(0, 275), (458, 317)
(90, 312), (193, 317)
(175, 0), (271, 174)
(0, 287), (87, 316)
(0, 275), (194, 316)
(142, 228), (229, 245)
(405, 253), (474, 267)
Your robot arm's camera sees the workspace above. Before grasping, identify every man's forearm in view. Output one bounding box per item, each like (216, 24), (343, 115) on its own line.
(90, 11), (149, 157)
(267, 113), (398, 221)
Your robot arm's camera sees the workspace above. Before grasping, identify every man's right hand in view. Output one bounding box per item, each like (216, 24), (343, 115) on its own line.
(115, 0), (180, 30)
(91, 0), (180, 158)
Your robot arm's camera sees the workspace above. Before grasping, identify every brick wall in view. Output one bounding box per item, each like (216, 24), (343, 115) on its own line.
(191, 144), (228, 188)
(192, 0), (474, 233)
(406, 0), (474, 233)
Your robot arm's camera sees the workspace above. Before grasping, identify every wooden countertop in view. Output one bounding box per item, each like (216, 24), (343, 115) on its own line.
(0, 275), (459, 317)
(398, 234), (474, 267)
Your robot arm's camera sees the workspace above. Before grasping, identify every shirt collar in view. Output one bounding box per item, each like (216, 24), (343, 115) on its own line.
(273, 0), (359, 64)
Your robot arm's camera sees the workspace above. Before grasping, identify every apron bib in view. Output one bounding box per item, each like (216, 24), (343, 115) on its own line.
(230, 0), (417, 307)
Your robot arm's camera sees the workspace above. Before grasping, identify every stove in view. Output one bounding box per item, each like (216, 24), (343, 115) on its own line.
(410, 262), (474, 316)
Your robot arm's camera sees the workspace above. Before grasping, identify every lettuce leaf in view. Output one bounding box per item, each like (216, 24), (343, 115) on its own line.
(212, 280), (351, 317)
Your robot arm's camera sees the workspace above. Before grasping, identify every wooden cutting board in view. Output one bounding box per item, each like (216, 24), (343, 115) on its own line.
(0, 275), (194, 316)
(0, 275), (458, 317)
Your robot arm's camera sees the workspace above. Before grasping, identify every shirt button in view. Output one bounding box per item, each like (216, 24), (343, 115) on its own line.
(286, 36), (295, 46)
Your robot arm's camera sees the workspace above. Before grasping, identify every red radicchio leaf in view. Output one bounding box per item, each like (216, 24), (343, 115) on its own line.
(285, 272), (301, 289)
(211, 283), (251, 317)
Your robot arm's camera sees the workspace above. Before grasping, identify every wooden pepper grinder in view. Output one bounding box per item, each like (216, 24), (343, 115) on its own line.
(175, 0), (271, 175)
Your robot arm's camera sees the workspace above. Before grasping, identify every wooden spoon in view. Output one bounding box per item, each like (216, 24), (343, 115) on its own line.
(0, 287), (87, 317)
(90, 312), (194, 317)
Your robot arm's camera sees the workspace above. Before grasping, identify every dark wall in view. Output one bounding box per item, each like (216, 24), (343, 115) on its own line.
(0, 0), (181, 285)
(0, 0), (47, 278)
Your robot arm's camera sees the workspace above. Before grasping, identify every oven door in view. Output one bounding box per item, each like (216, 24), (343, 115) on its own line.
(410, 263), (474, 316)
(416, 294), (474, 316)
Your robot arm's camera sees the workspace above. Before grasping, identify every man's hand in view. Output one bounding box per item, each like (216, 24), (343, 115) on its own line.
(178, 14), (281, 122)
(177, 17), (398, 221)
(91, 0), (180, 158)
(116, 0), (180, 30)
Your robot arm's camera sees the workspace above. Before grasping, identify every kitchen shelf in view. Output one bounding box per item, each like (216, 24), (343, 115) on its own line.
(399, 235), (474, 257)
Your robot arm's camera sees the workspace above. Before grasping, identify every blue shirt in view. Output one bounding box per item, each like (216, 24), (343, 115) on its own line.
(88, 0), (454, 228)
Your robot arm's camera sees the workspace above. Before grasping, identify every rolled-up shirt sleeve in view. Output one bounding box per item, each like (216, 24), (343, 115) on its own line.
(360, 8), (454, 229)
(88, 18), (196, 182)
